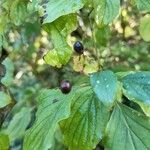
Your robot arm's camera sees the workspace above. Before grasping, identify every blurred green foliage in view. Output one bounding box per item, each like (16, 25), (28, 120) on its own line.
(0, 0), (150, 149)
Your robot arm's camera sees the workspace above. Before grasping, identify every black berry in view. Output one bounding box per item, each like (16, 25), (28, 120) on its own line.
(73, 41), (84, 54)
(60, 80), (72, 94)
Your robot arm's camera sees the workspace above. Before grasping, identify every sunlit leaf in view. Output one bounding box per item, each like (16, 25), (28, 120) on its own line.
(90, 70), (118, 107)
(139, 15), (150, 42)
(0, 133), (9, 149)
(43, 14), (77, 67)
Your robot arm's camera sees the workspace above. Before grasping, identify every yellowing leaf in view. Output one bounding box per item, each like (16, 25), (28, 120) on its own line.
(43, 14), (77, 68)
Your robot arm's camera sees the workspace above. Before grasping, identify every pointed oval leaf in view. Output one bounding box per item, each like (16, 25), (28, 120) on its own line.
(105, 103), (150, 150)
(90, 70), (118, 107)
(122, 72), (150, 105)
(23, 88), (75, 150)
(60, 86), (110, 150)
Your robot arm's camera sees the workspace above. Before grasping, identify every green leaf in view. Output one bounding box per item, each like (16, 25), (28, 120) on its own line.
(139, 15), (150, 42)
(43, 14), (77, 68)
(27, 0), (40, 13)
(94, 26), (110, 47)
(0, 133), (9, 149)
(90, 70), (118, 107)
(93, 0), (120, 25)
(60, 86), (109, 150)
(5, 107), (32, 142)
(41, 0), (85, 24)
(2, 0), (29, 25)
(0, 91), (11, 108)
(136, 0), (150, 12)
(23, 88), (75, 150)
(0, 12), (10, 35)
(122, 72), (150, 105)
(105, 103), (150, 150)
(139, 104), (150, 117)
(0, 37), (2, 47)
(1, 57), (14, 87)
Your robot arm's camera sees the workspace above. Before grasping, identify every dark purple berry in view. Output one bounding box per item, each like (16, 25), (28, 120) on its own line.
(60, 80), (72, 94)
(73, 41), (84, 54)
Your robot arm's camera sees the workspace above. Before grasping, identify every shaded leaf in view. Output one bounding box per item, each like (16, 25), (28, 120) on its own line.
(60, 86), (109, 150)
(0, 91), (11, 108)
(1, 57), (14, 87)
(23, 88), (75, 150)
(5, 107), (32, 142)
(122, 72), (150, 105)
(105, 103), (150, 150)
(136, 0), (150, 12)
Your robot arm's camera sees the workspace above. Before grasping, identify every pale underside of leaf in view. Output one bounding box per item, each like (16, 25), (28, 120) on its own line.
(42, 0), (85, 24)
(90, 70), (118, 107)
